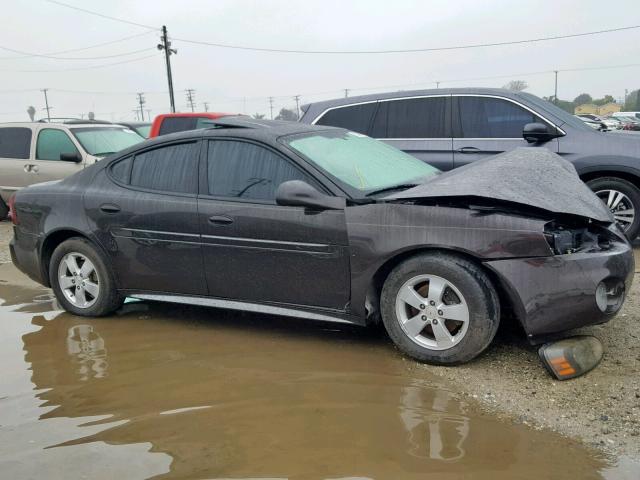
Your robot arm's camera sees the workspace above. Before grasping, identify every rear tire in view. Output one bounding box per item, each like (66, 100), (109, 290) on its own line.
(586, 177), (640, 240)
(49, 237), (122, 316)
(380, 253), (500, 365)
(0, 197), (8, 220)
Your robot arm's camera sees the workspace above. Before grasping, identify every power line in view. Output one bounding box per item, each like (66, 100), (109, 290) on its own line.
(0, 53), (158, 73)
(172, 24), (640, 55)
(37, 1), (640, 55)
(43, 0), (156, 30)
(0, 45), (154, 61)
(0, 31), (153, 59)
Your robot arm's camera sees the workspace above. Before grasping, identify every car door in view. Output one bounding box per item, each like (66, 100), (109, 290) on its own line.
(31, 127), (86, 183)
(198, 138), (351, 310)
(0, 126), (33, 204)
(452, 95), (559, 168)
(370, 96), (454, 171)
(84, 140), (207, 295)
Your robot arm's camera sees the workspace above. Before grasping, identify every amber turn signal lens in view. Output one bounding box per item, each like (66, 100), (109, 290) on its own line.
(538, 336), (603, 381)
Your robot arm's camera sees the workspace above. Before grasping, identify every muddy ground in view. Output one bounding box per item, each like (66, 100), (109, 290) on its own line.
(0, 220), (638, 469)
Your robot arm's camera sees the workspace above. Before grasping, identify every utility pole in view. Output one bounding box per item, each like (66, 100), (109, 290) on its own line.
(344, 89), (350, 98)
(146, 109), (152, 120)
(203, 102), (209, 112)
(269, 97), (274, 120)
(132, 109), (140, 121)
(158, 25), (177, 113)
(436, 81), (440, 88)
(293, 95), (301, 119)
(41, 88), (52, 121)
(185, 89), (196, 112)
(136, 92), (146, 121)
(553, 70), (558, 105)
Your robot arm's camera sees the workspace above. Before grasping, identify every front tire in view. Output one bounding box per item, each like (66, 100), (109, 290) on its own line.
(49, 237), (122, 316)
(587, 177), (640, 240)
(380, 253), (499, 365)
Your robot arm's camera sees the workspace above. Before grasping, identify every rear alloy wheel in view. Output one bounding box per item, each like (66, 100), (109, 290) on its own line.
(587, 177), (640, 240)
(380, 253), (499, 365)
(50, 237), (122, 316)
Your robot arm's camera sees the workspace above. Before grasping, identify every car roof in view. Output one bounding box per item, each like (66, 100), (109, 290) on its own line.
(301, 87), (526, 114)
(0, 121), (125, 129)
(154, 112), (236, 119)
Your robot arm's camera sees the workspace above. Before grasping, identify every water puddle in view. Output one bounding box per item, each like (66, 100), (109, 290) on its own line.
(0, 264), (631, 479)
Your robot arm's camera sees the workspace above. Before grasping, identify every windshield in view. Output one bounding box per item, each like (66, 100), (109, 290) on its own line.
(515, 92), (594, 132)
(284, 130), (439, 195)
(71, 127), (144, 156)
(135, 125), (151, 138)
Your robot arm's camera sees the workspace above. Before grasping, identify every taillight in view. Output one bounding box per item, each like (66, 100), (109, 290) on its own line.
(7, 195), (18, 225)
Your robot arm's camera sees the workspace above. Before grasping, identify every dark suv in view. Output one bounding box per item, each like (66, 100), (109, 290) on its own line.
(300, 88), (640, 239)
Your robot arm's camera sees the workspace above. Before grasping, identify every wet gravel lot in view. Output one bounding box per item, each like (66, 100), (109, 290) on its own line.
(0, 220), (638, 477)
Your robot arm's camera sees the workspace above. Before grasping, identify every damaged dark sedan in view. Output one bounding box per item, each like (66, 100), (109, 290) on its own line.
(9, 117), (634, 364)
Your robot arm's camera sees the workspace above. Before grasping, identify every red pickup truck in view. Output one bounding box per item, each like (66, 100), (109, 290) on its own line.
(149, 112), (235, 138)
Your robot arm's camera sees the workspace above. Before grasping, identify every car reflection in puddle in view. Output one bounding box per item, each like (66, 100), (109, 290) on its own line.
(66, 325), (108, 381)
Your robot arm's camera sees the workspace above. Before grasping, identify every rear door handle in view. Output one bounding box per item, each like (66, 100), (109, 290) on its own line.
(100, 203), (121, 213)
(24, 164), (39, 173)
(208, 215), (234, 225)
(457, 146), (481, 154)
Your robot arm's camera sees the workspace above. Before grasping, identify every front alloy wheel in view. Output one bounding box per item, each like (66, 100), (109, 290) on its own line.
(587, 177), (640, 240)
(395, 274), (470, 351)
(380, 253), (500, 365)
(595, 189), (635, 233)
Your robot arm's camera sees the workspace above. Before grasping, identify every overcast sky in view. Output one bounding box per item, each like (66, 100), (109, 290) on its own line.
(1, 0), (640, 122)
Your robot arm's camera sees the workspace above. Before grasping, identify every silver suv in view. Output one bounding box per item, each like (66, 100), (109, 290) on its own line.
(0, 120), (144, 218)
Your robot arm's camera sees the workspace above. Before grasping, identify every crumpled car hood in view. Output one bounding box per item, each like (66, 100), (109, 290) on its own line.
(386, 147), (613, 223)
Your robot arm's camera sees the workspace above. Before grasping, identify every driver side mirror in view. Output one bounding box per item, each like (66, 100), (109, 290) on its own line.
(60, 152), (82, 163)
(523, 122), (560, 144)
(276, 180), (346, 210)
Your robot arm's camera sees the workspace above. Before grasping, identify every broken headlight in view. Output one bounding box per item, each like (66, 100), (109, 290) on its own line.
(544, 222), (614, 255)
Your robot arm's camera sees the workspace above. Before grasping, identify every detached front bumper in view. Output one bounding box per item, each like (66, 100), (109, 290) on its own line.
(485, 240), (634, 342)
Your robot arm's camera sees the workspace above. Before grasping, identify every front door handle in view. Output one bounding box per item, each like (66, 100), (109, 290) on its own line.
(208, 215), (234, 225)
(100, 203), (121, 213)
(457, 146), (481, 154)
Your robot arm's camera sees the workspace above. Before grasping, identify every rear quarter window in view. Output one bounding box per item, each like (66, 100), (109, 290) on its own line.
(158, 117), (198, 136)
(0, 127), (32, 159)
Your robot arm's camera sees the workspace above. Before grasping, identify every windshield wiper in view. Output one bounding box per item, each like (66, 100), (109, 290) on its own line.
(365, 183), (419, 197)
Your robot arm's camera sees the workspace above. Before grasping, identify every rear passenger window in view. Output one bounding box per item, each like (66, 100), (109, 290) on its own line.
(370, 97), (449, 138)
(158, 117), (198, 136)
(110, 156), (132, 184)
(0, 127), (31, 159)
(130, 142), (199, 194)
(207, 140), (310, 202)
(315, 103), (377, 135)
(457, 96), (542, 138)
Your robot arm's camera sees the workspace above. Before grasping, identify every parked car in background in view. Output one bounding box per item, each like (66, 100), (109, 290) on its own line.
(602, 117), (623, 131)
(0, 120), (144, 218)
(300, 88), (640, 239)
(612, 111), (640, 121)
(575, 115), (607, 131)
(117, 121), (151, 138)
(149, 112), (235, 138)
(8, 117), (633, 365)
(615, 115), (640, 131)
